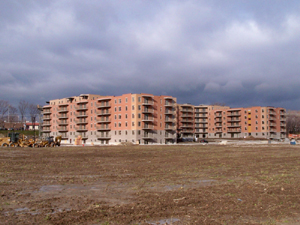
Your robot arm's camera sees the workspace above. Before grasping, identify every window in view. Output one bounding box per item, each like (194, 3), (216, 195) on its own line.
(119, 131), (121, 135)
(115, 99), (117, 104)
(119, 115), (121, 119)
(125, 97), (128, 103)
(132, 105), (135, 110)
(125, 122), (127, 127)
(125, 106), (128, 111)
(125, 114), (127, 119)
(138, 113), (141, 119)
(119, 99), (121, 103)
(119, 107), (121, 111)
(91, 103), (93, 106)
(138, 122), (141, 127)
(132, 97), (134, 102)
(114, 107), (117, 112)
(114, 123), (117, 127)
(138, 97), (141, 102)
(114, 115), (117, 119)
(125, 131), (127, 135)
(138, 105), (141, 110)
(132, 131), (135, 135)
(119, 122), (121, 127)
(132, 114), (135, 118)
(132, 122), (135, 126)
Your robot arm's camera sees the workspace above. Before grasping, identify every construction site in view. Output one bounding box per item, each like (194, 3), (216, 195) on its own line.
(0, 141), (299, 225)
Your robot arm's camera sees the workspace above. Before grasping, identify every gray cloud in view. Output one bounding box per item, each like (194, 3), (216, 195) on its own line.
(1, 0), (300, 109)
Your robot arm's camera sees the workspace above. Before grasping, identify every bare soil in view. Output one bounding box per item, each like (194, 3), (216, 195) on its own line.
(0, 144), (300, 225)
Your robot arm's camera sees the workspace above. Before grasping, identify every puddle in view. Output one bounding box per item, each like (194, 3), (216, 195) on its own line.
(147, 218), (180, 225)
(15, 207), (29, 212)
(40, 185), (65, 192)
(164, 184), (184, 190)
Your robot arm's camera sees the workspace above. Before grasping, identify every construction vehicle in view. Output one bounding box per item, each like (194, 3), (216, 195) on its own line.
(0, 132), (20, 147)
(35, 136), (62, 147)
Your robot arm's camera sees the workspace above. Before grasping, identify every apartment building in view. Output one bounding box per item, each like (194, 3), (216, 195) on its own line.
(208, 106), (286, 139)
(177, 105), (286, 139)
(42, 93), (177, 145)
(177, 104), (229, 139)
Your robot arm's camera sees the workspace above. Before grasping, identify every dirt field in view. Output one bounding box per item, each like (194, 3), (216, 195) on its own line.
(0, 143), (300, 225)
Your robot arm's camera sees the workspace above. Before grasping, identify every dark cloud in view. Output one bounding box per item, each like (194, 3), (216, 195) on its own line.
(1, 0), (300, 109)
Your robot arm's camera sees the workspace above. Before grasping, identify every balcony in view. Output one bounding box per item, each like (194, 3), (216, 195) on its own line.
(75, 113), (88, 118)
(142, 100), (154, 105)
(227, 113), (241, 117)
(181, 129), (193, 133)
(228, 118), (241, 122)
(180, 124), (193, 128)
(142, 135), (154, 139)
(269, 122), (276, 127)
(58, 107), (68, 113)
(59, 135), (69, 139)
(43, 116), (51, 121)
(227, 124), (241, 128)
(215, 113), (222, 117)
(43, 110), (51, 115)
(215, 129), (222, 133)
(180, 108), (193, 113)
(195, 130), (208, 134)
(165, 126), (175, 130)
(195, 114), (207, 118)
(58, 128), (68, 132)
(165, 110), (175, 114)
(181, 119), (193, 123)
(142, 125), (154, 130)
(165, 118), (175, 123)
(269, 116), (276, 121)
(58, 115), (68, 119)
(97, 110), (111, 116)
(97, 118), (111, 123)
(97, 125), (111, 131)
(97, 135), (111, 139)
(142, 117), (154, 122)
(280, 116), (286, 121)
(164, 102), (174, 108)
(75, 119), (88, 125)
(181, 113), (193, 118)
(43, 105), (52, 109)
(142, 108), (154, 114)
(75, 106), (88, 111)
(195, 120), (207, 123)
(58, 121), (68, 126)
(42, 122), (51, 127)
(268, 110), (276, 115)
(227, 129), (241, 133)
(75, 126), (88, 132)
(97, 103), (111, 108)
(42, 129), (51, 133)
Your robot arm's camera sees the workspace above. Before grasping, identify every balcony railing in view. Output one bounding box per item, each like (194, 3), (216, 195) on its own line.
(96, 103), (111, 108)
(97, 125), (111, 130)
(58, 107), (68, 113)
(75, 106), (88, 111)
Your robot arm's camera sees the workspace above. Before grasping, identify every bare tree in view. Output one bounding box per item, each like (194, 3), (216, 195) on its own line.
(18, 100), (29, 129)
(286, 112), (300, 134)
(8, 105), (18, 123)
(0, 100), (9, 128)
(28, 103), (41, 121)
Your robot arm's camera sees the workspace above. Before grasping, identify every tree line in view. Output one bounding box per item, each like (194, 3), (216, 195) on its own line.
(0, 100), (41, 128)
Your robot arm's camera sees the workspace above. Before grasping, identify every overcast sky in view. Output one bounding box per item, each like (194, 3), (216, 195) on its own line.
(1, 0), (300, 109)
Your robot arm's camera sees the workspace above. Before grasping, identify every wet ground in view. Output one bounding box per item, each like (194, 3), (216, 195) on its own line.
(0, 144), (300, 224)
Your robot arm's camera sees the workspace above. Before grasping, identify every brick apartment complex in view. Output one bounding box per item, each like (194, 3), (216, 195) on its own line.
(42, 94), (177, 145)
(177, 104), (286, 140)
(42, 93), (286, 144)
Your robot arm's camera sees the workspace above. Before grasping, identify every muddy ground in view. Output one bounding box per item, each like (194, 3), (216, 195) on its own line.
(0, 144), (300, 225)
